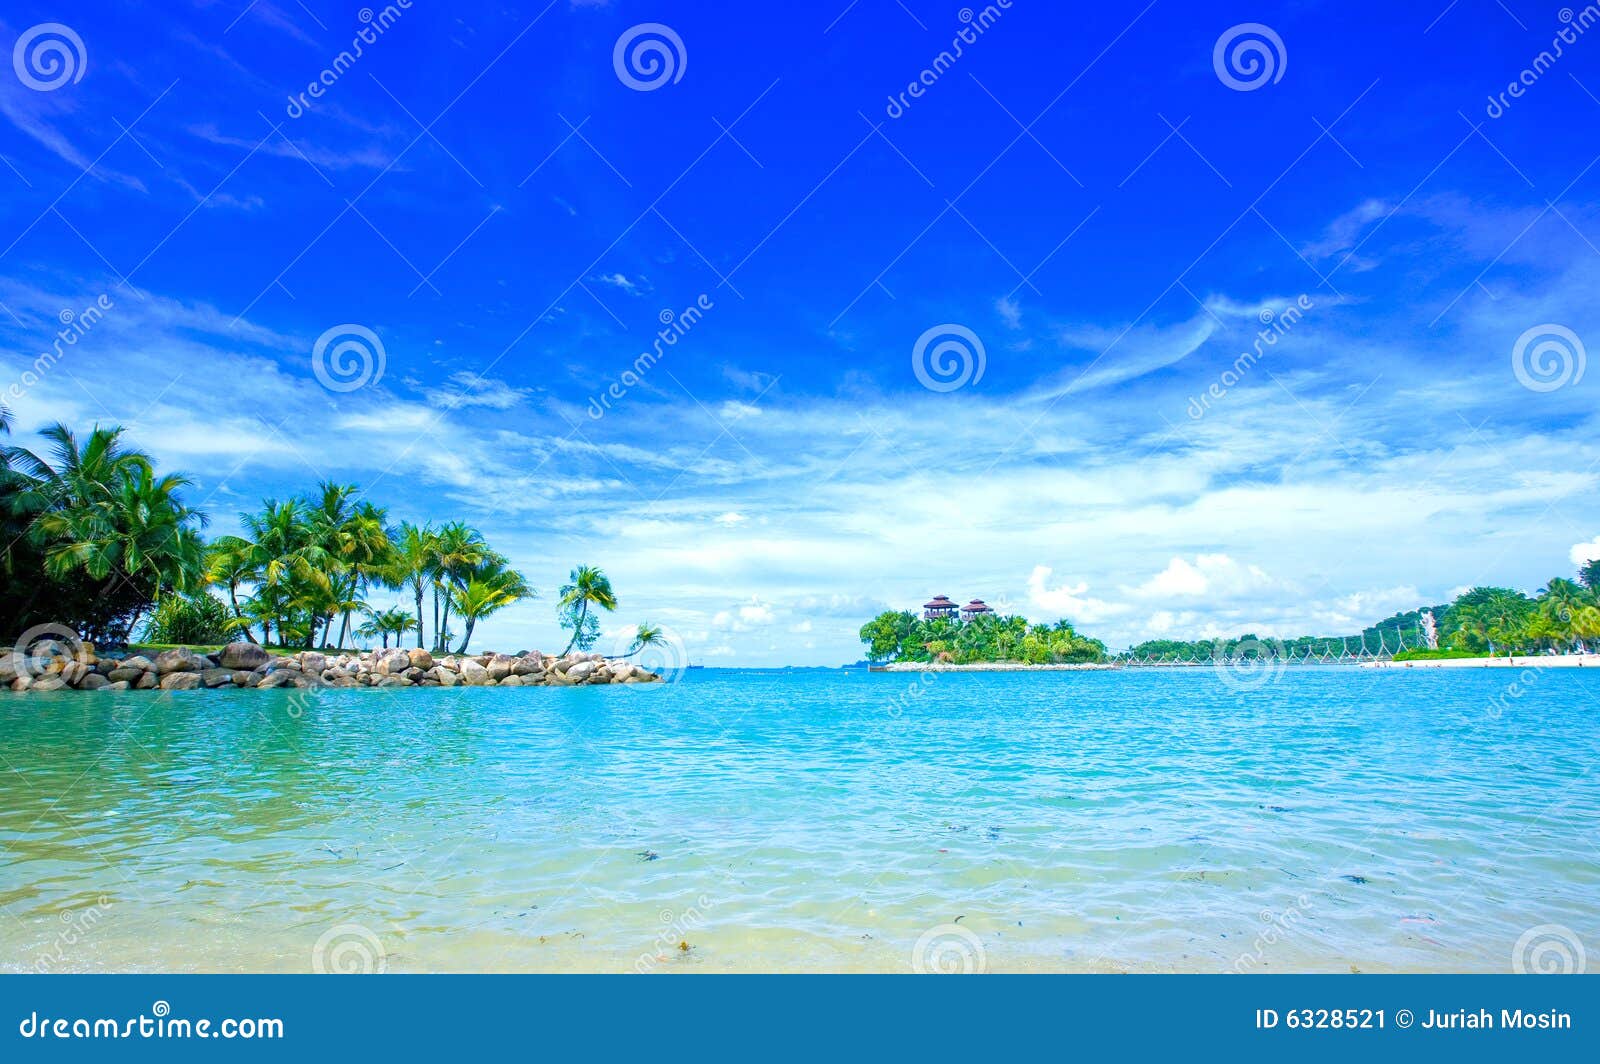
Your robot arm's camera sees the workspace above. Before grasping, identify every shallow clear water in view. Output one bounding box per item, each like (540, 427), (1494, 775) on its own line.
(1, 667), (1596, 973)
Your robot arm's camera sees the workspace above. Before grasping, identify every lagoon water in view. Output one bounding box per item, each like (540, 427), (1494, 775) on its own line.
(2, 667), (1595, 974)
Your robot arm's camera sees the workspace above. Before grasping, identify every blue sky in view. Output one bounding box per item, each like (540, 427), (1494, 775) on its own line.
(2, 0), (1599, 663)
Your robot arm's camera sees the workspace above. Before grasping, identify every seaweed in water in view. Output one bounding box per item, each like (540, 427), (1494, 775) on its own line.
(637, 850), (660, 862)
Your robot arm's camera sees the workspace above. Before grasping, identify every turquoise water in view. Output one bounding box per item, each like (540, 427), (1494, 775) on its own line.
(1, 668), (1595, 973)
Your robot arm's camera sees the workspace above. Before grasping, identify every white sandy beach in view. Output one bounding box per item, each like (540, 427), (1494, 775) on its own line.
(1363, 653), (1600, 669)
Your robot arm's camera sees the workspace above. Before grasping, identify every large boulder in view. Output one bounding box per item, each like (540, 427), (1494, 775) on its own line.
(32, 675), (68, 692)
(77, 673), (111, 691)
(154, 649), (203, 674)
(200, 668), (235, 689)
(60, 661), (91, 686)
(300, 652), (327, 676)
(159, 672), (201, 691)
(407, 648), (434, 671)
(371, 649), (405, 675)
(511, 655), (544, 676)
(486, 655), (516, 681)
(134, 671), (158, 690)
(120, 655), (155, 673)
(427, 666), (459, 687)
(459, 659), (490, 686)
(106, 666), (143, 683)
(257, 670), (297, 689)
(218, 642), (270, 670)
(567, 661), (598, 683)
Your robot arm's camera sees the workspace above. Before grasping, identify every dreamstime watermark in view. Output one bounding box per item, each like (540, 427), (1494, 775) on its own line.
(12, 23), (86, 91)
(912, 323), (986, 393)
(6, 295), (115, 406)
(1485, 6), (1600, 118)
(886, 667), (939, 718)
(311, 324), (386, 393)
(1213, 23), (1286, 91)
(1512, 924), (1586, 974)
(911, 923), (987, 973)
(17, 1001), (284, 1041)
(1212, 636), (1289, 691)
(311, 922), (387, 974)
(1186, 296), (1314, 419)
(32, 896), (113, 974)
(1512, 323), (1585, 393)
(1233, 894), (1315, 973)
(613, 23), (686, 91)
(285, 3), (413, 118)
(586, 295), (713, 419)
(633, 895), (714, 972)
(884, 2), (1013, 118)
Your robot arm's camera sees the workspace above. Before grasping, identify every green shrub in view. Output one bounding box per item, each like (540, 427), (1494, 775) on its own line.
(141, 592), (237, 646)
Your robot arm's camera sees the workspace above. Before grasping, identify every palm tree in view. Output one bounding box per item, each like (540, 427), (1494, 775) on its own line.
(5, 424), (206, 642)
(451, 556), (533, 653)
(558, 564), (617, 654)
(384, 521), (437, 649)
(357, 606), (418, 648)
(621, 622), (665, 658)
(430, 521), (487, 653)
(207, 535), (261, 642)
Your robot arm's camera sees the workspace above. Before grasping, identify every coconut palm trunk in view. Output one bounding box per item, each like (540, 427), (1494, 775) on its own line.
(561, 601), (588, 655)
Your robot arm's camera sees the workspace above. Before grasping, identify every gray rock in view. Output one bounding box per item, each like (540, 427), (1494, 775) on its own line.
(159, 672), (201, 690)
(77, 673), (111, 691)
(218, 642), (269, 670)
(154, 649), (203, 674)
(107, 666), (143, 683)
(134, 671), (158, 690)
(200, 668), (234, 688)
(459, 659), (490, 686)
(121, 655), (155, 672)
(104, 681), (130, 691)
(300, 652), (327, 676)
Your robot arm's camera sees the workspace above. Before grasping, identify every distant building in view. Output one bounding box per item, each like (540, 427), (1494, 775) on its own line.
(960, 599), (994, 620)
(923, 595), (960, 621)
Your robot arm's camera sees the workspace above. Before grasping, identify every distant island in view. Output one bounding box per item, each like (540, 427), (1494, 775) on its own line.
(863, 566), (1600, 668)
(859, 596), (1108, 666)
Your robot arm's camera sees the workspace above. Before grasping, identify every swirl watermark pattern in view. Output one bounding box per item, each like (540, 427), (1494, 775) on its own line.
(912, 324), (986, 393)
(311, 923), (388, 974)
(5, 622), (86, 684)
(1212, 636), (1288, 691)
(311, 325), (386, 393)
(13, 23), (87, 91)
(1512, 323), (1586, 393)
(1512, 924), (1586, 974)
(911, 923), (987, 973)
(1213, 23), (1286, 91)
(613, 23), (686, 91)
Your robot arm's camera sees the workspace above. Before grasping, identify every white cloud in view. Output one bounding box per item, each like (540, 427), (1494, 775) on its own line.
(1570, 537), (1600, 566)
(1027, 566), (1129, 623)
(996, 295), (1022, 329)
(1131, 554), (1278, 599)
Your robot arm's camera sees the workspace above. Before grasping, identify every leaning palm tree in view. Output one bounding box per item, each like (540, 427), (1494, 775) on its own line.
(558, 564), (617, 654)
(451, 557), (533, 653)
(621, 622), (666, 658)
